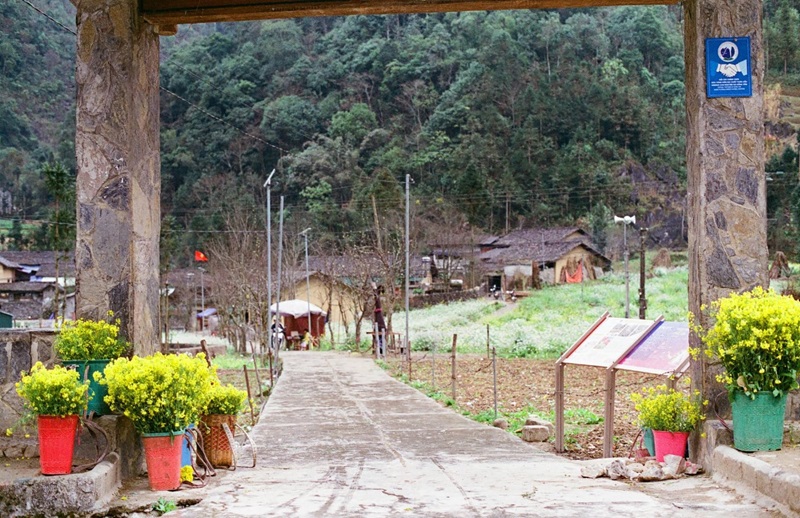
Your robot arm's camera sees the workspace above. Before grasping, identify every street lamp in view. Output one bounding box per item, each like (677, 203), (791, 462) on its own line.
(614, 215), (636, 318)
(265, 169), (275, 352)
(299, 228), (311, 341)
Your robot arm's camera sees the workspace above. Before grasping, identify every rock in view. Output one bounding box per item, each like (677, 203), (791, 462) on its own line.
(627, 469), (642, 481)
(492, 418), (508, 430)
(580, 465), (605, 479)
(662, 455), (686, 477)
(684, 461), (703, 475)
(605, 459), (628, 480)
(524, 416), (555, 435)
(520, 425), (550, 442)
(639, 463), (666, 482)
(625, 462), (645, 473)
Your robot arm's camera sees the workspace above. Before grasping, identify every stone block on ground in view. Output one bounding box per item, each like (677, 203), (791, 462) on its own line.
(520, 425), (550, 442)
(580, 464), (605, 479)
(663, 454), (686, 477)
(492, 418), (508, 430)
(524, 416), (554, 435)
(639, 460), (668, 482)
(605, 459), (627, 480)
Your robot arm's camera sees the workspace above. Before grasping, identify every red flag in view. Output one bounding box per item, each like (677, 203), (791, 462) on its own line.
(194, 250), (208, 262)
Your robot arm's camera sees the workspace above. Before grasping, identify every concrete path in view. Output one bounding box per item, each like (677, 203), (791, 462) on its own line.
(174, 352), (777, 517)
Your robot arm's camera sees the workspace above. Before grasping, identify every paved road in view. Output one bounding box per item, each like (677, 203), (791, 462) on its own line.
(174, 352), (776, 517)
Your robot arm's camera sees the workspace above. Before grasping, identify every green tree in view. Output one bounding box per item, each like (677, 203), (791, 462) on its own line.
(769, 0), (800, 75)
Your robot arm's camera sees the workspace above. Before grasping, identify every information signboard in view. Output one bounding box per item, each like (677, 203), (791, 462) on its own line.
(561, 317), (656, 368)
(706, 37), (751, 98)
(616, 321), (689, 375)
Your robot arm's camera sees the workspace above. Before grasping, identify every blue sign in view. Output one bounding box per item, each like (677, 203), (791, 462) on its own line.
(706, 37), (752, 98)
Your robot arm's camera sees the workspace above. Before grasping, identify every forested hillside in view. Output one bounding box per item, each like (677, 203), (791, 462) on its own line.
(160, 7), (688, 260)
(2, 2), (800, 262)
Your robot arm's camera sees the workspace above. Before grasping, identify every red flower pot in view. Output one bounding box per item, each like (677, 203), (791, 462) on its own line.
(142, 431), (185, 491)
(652, 430), (689, 462)
(38, 415), (79, 475)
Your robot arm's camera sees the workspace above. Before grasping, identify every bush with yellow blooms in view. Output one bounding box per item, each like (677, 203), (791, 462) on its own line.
(630, 384), (705, 433)
(96, 353), (213, 434)
(15, 362), (89, 416)
(695, 287), (800, 400)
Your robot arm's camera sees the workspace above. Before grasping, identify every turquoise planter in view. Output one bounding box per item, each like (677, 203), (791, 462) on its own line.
(642, 427), (655, 456)
(732, 391), (786, 452)
(63, 359), (112, 416)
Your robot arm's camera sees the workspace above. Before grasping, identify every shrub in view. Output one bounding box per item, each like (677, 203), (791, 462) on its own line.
(15, 362), (89, 416)
(54, 315), (129, 361)
(204, 384), (247, 415)
(630, 384), (705, 432)
(696, 287), (800, 399)
(97, 353), (213, 434)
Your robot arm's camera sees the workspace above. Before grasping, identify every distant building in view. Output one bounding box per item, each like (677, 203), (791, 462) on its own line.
(0, 251), (75, 322)
(479, 227), (611, 290)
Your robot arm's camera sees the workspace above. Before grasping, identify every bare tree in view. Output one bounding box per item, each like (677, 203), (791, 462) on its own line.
(205, 210), (268, 354)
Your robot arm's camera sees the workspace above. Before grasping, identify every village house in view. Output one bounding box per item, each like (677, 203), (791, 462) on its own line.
(479, 227), (611, 291)
(0, 251), (75, 322)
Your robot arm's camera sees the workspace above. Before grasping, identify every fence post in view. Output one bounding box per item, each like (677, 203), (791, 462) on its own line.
(486, 324), (490, 359)
(492, 346), (498, 419)
(407, 335), (411, 380)
(431, 340), (436, 389)
(451, 334), (457, 401)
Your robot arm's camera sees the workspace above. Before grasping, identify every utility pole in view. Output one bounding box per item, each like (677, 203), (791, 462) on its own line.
(300, 228), (311, 338)
(405, 174), (411, 372)
(638, 227), (648, 319)
(265, 169), (275, 351)
(614, 215), (635, 318)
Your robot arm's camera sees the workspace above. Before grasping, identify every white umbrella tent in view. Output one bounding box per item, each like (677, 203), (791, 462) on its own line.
(270, 299), (326, 343)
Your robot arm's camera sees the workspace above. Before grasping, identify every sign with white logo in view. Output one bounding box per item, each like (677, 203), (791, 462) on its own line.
(706, 37), (751, 98)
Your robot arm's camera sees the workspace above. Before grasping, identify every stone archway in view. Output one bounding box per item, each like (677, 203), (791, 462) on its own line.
(75, 0), (766, 463)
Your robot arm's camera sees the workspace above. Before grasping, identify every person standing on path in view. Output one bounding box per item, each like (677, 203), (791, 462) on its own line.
(372, 283), (386, 356)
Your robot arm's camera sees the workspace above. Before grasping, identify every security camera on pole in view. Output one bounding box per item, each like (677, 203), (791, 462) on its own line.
(614, 215), (636, 318)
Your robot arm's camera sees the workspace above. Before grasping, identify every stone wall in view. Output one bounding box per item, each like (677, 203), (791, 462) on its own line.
(0, 330), (57, 433)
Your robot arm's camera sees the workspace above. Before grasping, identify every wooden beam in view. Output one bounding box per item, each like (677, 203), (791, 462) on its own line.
(142, 0), (675, 25)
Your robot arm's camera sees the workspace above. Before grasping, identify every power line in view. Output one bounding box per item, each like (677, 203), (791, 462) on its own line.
(16, 0), (75, 35)
(16, 0), (286, 153)
(160, 88), (286, 153)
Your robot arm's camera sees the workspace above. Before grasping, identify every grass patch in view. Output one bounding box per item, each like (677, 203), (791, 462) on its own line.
(390, 262), (689, 358)
(211, 352), (258, 370)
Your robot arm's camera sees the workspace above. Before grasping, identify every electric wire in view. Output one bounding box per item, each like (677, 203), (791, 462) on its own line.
(14, 0), (286, 153)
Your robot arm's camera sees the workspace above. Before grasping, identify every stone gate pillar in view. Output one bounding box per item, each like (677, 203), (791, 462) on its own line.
(685, 0), (767, 466)
(75, 0), (160, 354)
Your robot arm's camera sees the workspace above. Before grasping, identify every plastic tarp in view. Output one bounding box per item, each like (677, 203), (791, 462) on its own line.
(270, 299), (325, 318)
(196, 307), (217, 318)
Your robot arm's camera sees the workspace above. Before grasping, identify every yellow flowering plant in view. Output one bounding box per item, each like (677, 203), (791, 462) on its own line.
(15, 362), (89, 416)
(54, 314), (130, 361)
(630, 384), (705, 433)
(696, 287), (800, 400)
(204, 384), (247, 416)
(96, 353), (213, 435)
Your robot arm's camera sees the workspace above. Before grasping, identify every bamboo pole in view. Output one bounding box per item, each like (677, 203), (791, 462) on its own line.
(451, 334), (457, 401)
(243, 365), (256, 426)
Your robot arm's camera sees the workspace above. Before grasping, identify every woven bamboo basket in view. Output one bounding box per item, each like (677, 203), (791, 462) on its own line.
(200, 414), (237, 467)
